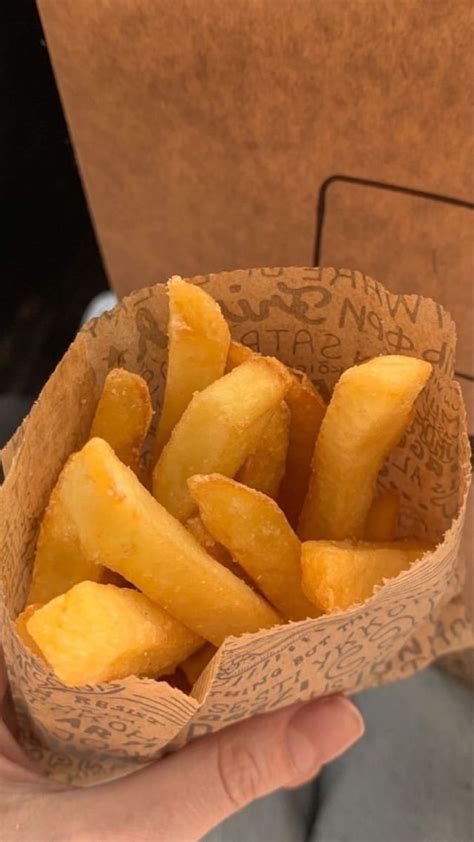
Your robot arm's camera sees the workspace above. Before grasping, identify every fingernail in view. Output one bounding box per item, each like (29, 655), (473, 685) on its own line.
(287, 696), (364, 774)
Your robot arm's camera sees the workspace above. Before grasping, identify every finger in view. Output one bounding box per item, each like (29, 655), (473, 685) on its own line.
(0, 650), (42, 776)
(0, 649), (9, 706)
(0, 650), (19, 737)
(73, 695), (364, 842)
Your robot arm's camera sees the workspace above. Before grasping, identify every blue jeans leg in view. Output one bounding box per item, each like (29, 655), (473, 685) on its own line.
(311, 667), (473, 842)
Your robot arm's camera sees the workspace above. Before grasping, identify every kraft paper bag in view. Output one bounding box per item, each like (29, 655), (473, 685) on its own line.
(36, 1), (473, 297)
(1, 268), (472, 786)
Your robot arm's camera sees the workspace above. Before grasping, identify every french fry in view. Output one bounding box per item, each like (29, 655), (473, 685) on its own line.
(26, 582), (202, 686)
(365, 489), (400, 541)
(226, 342), (326, 524)
(185, 514), (233, 566)
(278, 371), (326, 526)
(153, 278), (231, 462)
(180, 643), (217, 686)
(27, 461), (103, 605)
(301, 539), (434, 613)
(28, 369), (153, 604)
(152, 357), (292, 521)
(90, 368), (153, 475)
(225, 340), (255, 370)
(61, 438), (281, 645)
(15, 604), (43, 658)
(185, 515), (254, 586)
(298, 355), (432, 540)
(237, 401), (290, 498)
(188, 474), (319, 621)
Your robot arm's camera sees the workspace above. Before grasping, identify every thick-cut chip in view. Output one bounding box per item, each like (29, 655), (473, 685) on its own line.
(15, 604), (43, 658)
(237, 401), (290, 499)
(185, 515), (253, 586)
(29, 368), (153, 604)
(189, 474), (319, 621)
(278, 372), (326, 526)
(152, 357), (292, 521)
(365, 489), (400, 541)
(298, 356), (432, 541)
(27, 462), (103, 605)
(185, 514), (233, 567)
(26, 582), (202, 686)
(153, 278), (231, 462)
(180, 643), (217, 686)
(225, 340), (255, 371)
(226, 342), (326, 525)
(61, 439), (281, 645)
(301, 539), (434, 613)
(90, 368), (152, 475)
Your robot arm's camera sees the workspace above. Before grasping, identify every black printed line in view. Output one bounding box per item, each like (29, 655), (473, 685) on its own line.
(456, 371), (474, 382)
(313, 175), (474, 266)
(313, 174), (474, 383)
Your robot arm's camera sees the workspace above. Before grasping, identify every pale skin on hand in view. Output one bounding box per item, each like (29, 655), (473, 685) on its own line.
(0, 648), (364, 842)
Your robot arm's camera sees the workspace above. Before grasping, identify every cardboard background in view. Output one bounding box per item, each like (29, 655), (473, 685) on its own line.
(36, 1), (473, 282)
(36, 0), (474, 423)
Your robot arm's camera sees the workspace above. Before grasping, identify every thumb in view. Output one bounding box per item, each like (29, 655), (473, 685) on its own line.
(76, 696), (364, 842)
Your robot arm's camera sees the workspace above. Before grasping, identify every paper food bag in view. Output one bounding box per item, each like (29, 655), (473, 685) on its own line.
(0, 267), (471, 786)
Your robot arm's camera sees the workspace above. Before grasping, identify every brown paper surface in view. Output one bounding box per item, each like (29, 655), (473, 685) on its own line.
(1, 268), (472, 786)
(36, 0), (473, 294)
(318, 180), (474, 433)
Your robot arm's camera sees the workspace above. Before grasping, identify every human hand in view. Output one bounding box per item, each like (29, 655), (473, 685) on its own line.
(1, 654), (364, 841)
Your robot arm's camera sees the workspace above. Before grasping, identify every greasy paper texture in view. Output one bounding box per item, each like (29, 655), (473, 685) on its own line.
(0, 268), (472, 786)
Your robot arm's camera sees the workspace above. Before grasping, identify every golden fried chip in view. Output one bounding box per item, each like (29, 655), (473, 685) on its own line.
(278, 371), (326, 526)
(27, 457), (103, 605)
(189, 473), (319, 621)
(180, 643), (217, 686)
(27, 582), (202, 686)
(152, 357), (291, 521)
(15, 604), (43, 658)
(298, 355), (432, 540)
(185, 515), (253, 586)
(90, 368), (152, 475)
(237, 401), (290, 499)
(153, 278), (230, 461)
(185, 514), (233, 566)
(61, 438), (281, 645)
(226, 343), (326, 524)
(365, 489), (400, 542)
(301, 539), (434, 613)
(225, 340), (255, 370)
